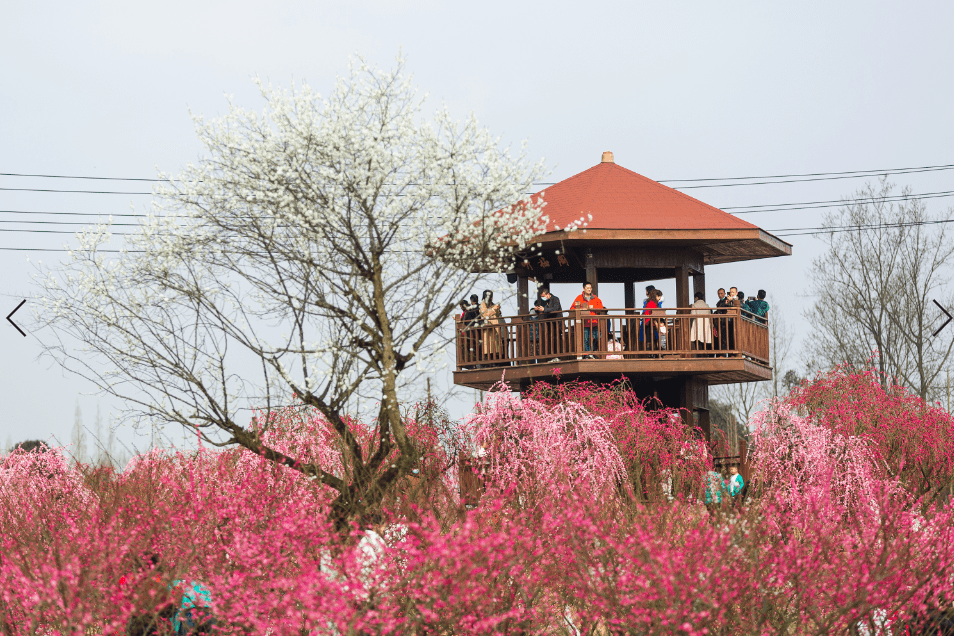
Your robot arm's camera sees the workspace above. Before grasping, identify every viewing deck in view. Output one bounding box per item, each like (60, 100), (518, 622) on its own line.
(454, 307), (771, 391)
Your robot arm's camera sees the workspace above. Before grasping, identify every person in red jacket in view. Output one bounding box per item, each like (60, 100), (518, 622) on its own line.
(572, 282), (604, 357)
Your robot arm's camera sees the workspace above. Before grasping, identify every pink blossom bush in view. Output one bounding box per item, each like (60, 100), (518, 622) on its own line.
(790, 364), (954, 507)
(521, 380), (712, 502)
(1, 369), (954, 633)
(465, 389), (627, 508)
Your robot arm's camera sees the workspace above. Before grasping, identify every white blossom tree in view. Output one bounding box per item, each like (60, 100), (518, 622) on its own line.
(33, 57), (548, 526)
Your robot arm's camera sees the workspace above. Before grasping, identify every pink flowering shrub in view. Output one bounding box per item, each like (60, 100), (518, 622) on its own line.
(521, 380), (712, 502)
(789, 364), (954, 507)
(1, 368), (953, 633)
(465, 389), (627, 508)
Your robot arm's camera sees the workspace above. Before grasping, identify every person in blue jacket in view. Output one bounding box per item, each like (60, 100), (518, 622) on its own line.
(727, 464), (745, 497)
(704, 469), (728, 505)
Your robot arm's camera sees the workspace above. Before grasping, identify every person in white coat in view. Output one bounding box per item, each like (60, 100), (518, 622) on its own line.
(689, 292), (714, 353)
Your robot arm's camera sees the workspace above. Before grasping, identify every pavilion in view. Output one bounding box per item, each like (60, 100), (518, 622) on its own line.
(453, 151), (792, 440)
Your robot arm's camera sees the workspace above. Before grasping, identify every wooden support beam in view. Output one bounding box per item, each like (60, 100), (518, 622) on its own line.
(675, 264), (690, 308)
(679, 376), (710, 442)
(679, 376), (694, 430)
(698, 409), (711, 445)
(624, 281), (636, 310)
(675, 264), (691, 352)
(517, 276), (530, 316)
(692, 271), (706, 303)
(585, 251), (598, 296)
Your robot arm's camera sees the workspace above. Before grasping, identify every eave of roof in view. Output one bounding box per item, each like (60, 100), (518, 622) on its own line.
(519, 155), (791, 263)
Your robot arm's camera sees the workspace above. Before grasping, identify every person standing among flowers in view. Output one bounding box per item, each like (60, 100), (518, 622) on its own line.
(727, 464), (744, 497)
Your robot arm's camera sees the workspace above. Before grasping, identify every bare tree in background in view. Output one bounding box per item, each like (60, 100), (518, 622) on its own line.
(768, 300), (796, 399)
(803, 179), (954, 403)
(70, 402), (87, 465)
(32, 57), (548, 527)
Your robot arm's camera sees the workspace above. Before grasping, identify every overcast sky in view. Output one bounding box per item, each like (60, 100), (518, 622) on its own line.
(2, 1), (953, 454)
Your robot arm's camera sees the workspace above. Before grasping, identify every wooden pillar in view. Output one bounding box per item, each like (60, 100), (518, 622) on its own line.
(624, 281), (636, 309)
(675, 264), (691, 353)
(675, 264), (690, 308)
(585, 252), (598, 296)
(679, 376), (694, 430)
(679, 377), (710, 443)
(692, 270), (706, 302)
(517, 276), (530, 316)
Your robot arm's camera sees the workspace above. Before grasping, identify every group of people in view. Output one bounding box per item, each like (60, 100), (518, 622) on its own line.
(690, 286), (770, 353)
(458, 291), (505, 367)
(456, 282), (770, 365)
(704, 463), (746, 507)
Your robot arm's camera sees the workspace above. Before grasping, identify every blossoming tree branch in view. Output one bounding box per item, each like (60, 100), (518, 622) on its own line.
(31, 56), (547, 527)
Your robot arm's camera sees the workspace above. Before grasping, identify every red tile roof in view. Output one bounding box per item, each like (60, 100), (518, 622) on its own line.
(532, 160), (759, 233)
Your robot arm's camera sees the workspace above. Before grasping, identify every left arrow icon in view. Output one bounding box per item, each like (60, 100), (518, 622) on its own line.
(7, 300), (26, 337)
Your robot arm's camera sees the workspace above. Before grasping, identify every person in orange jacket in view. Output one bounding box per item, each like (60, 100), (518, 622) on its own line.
(572, 282), (604, 357)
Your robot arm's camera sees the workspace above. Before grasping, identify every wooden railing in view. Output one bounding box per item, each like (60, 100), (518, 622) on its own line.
(455, 307), (769, 370)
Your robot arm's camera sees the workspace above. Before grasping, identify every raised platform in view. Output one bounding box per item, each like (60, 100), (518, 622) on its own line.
(454, 356), (772, 391)
(454, 307), (771, 391)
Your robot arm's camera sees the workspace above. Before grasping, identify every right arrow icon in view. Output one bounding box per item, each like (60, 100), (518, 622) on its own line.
(934, 299), (953, 337)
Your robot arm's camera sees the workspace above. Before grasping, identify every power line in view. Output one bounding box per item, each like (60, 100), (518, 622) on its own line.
(0, 187), (152, 195)
(772, 217), (954, 237)
(0, 210), (153, 218)
(728, 190), (954, 214)
(0, 172), (161, 182)
(3, 217), (952, 250)
(725, 189), (954, 210)
(672, 167), (954, 189)
(4, 186), (954, 224)
(4, 161), (954, 189)
(659, 164), (954, 183)
(0, 219), (151, 226)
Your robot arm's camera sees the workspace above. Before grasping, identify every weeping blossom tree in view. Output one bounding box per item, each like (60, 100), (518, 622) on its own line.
(32, 56), (548, 526)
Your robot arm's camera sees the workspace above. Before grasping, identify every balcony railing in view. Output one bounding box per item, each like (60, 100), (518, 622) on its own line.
(455, 307), (768, 370)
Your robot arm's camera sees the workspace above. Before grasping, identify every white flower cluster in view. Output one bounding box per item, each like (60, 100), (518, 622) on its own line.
(31, 55), (549, 445)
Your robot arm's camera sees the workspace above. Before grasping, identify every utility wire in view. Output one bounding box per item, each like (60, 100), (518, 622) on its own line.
(3, 217), (953, 249)
(0, 210), (154, 218)
(4, 188), (954, 222)
(0, 172), (161, 182)
(4, 161), (954, 188)
(659, 163), (954, 183)
(729, 191), (954, 214)
(0, 187), (152, 195)
(772, 217), (954, 237)
(724, 189), (954, 211)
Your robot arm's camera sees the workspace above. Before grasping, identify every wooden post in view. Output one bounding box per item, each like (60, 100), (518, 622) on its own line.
(739, 438), (751, 484)
(698, 408), (711, 445)
(624, 281), (636, 310)
(692, 270), (706, 302)
(675, 264), (690, 308)
(679, 376), (694, 430)
(573, 308), (584, 357)
(518, 275), (530, 316)
(679, 377), (710, 442)
(729, 413), (738, 455)
(675, 264), (690, 353)
(585, 252), (598, 296)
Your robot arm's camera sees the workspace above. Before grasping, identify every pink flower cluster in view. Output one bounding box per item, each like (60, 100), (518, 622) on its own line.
(0, 369), (952, 634)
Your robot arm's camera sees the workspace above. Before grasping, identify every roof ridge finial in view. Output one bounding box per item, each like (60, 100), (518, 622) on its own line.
(601, 151), (614, 164)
